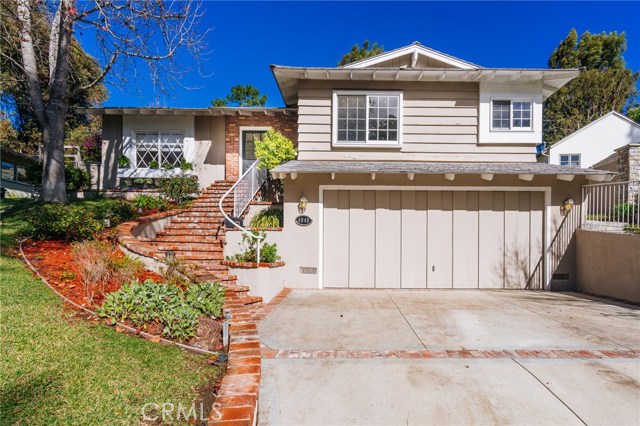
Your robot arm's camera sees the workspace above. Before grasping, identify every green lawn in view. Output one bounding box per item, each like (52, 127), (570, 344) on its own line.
(0, 199), (221, 425)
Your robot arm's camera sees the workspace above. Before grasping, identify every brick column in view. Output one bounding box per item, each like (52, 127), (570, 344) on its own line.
(224, 113), (298, 182)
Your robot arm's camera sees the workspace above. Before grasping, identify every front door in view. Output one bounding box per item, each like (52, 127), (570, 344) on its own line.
(241, 129), (268, 175)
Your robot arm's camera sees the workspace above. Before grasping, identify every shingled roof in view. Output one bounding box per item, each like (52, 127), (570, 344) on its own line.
(271, 160), (612, 176)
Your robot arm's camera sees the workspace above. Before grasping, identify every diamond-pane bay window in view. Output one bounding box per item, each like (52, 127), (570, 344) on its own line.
(333, 92), (402, 146)
(135, 131), (184, 168)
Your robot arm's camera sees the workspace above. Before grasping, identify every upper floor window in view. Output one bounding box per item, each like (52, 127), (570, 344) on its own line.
(491, 100), (532, 131)
(333, 91), (402, 146)
(135, 131), (184, 169)
(560, 154), (580, 167)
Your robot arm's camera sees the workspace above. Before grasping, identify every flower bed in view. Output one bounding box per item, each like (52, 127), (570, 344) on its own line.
(21, 239), (161, 307)
(21, 238), (225, 352)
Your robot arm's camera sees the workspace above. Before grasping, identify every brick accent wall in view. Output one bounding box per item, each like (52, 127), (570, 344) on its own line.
(224, 114), (298, 181)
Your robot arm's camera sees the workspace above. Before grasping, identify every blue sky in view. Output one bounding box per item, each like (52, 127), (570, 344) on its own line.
(95, 1), (640, 108)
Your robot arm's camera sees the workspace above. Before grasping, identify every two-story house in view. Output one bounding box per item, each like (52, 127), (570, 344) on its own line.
(85, 42), (613, 295)
(268, 42), (610, 292)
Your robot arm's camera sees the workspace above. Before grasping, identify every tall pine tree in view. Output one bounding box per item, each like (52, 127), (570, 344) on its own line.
(544, 29), (638, 144)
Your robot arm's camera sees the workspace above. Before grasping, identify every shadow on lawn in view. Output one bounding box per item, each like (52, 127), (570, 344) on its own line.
(0, 372), (62, 425)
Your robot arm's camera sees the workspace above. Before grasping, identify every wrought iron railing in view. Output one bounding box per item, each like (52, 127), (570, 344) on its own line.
(218, 159), (268, 261)
(581, 181), (639, 232)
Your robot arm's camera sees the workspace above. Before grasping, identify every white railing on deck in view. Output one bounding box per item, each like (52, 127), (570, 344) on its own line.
(219, 159), (268, 261)
(581, 181), (639, 232)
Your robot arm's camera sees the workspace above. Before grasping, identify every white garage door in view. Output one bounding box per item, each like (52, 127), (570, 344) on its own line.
(322, 189), (545, 289)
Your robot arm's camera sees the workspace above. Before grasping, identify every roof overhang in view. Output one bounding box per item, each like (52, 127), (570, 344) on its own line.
(271, 66), (580, 106)
(270, 160), (613, 182)
(75, 107), (297, 116)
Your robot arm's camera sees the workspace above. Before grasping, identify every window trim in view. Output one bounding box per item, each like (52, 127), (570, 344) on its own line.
(559, 153), (581, 167)
(239, 126), (271, 175)
(132, 130), (185, 169)
(332, 90), (403, 148)
(489, 98), (533, 132)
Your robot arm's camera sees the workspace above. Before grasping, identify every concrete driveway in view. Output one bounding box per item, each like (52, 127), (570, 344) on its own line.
(257, 290), (640, 426)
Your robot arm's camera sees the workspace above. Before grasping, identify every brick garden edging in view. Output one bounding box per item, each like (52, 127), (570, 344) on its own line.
(259, 348), (640, 360)
(208, 289), (262, 426)
(221, 260), (285, 269)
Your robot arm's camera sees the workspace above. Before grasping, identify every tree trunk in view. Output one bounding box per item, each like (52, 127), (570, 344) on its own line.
(41, 106), (68, 203)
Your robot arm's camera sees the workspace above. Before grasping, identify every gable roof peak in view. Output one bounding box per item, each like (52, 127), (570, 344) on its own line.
(341, 42), (480, 70)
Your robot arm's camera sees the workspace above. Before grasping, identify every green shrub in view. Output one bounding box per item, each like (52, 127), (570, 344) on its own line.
(24, 203), (103, 240)
(612, 202), (637, 220)
(180, 159), (194, 171)
(250, 207), (283, 228)
(93, 199), (137, 225)
(226, 231), (280, 263)
(185, 282), (226, 318)
(159, 173), (200, 205)
(97, 280), (226, 341)
(65, 161), (92, 191)
(132, 194), (169, 211)
(148, 160), (160, 169)
(254, 129), (296, 170)
(117, 155), (131, 168)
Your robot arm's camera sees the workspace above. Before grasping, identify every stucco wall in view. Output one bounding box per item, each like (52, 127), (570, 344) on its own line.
(262, 173), (584, 289)
(548, 113), (640, 168)
(101, 115), (226, 189)
(576, 229), (640, 303)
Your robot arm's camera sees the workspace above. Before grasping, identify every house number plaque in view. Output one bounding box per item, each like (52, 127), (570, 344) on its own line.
(295, 215), (312, 226)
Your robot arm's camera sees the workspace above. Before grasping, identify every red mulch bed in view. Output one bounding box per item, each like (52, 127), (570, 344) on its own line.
(22, 239), (162, 307)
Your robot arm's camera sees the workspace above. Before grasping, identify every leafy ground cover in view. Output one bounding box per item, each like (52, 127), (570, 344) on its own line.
(0, 199), (222, 425)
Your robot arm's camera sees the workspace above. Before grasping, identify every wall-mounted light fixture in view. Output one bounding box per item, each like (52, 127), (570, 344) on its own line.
(561, 197), (574, 216)
(165, 250), (176, 262)
(298, 195), (308, 214)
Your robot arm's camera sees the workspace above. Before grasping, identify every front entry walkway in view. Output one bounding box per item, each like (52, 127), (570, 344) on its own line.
(257, 290), (640, 425)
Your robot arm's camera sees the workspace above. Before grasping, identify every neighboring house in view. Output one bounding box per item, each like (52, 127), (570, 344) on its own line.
(85, 42), (616, 293)
(547, 111), (640, 168)
(1, 146), (37, 198)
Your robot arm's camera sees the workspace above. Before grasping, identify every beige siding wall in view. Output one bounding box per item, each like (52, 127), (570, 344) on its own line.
(297, 80), (536, 162)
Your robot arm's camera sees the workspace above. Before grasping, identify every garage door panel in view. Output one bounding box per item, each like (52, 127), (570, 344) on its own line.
(529, 192), (545, 284)
(349, 190), (376, 288)
(453, 191), (479, 289)
(504, 192), (531, 289)
(323, 190), (349, 288)
(401, 191), (428, 288)
(427, 191), (453, 288)
(479, 191), (506, 289)
(375, 191), (401, 288)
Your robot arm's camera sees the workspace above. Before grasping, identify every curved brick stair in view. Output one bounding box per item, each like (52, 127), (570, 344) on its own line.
(121, 180), (263, 306)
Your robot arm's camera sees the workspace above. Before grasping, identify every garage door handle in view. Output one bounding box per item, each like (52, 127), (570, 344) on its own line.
(432, 265), (435, 272)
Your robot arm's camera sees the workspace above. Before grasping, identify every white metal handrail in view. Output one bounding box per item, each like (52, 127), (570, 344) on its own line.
(218, 159), (268, 262)
(581, 180), (639, 232)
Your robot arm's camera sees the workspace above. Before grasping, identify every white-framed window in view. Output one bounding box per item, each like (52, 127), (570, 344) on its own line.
(1, 161), (15, 181)
(134, 131), (184, 169)
(491, 99), (532, 131)
(332, 91), (402, 146)
(560, 154), (581, 167)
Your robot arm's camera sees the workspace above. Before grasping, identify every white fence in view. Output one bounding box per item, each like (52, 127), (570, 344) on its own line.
(581, 181), (639, 232)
